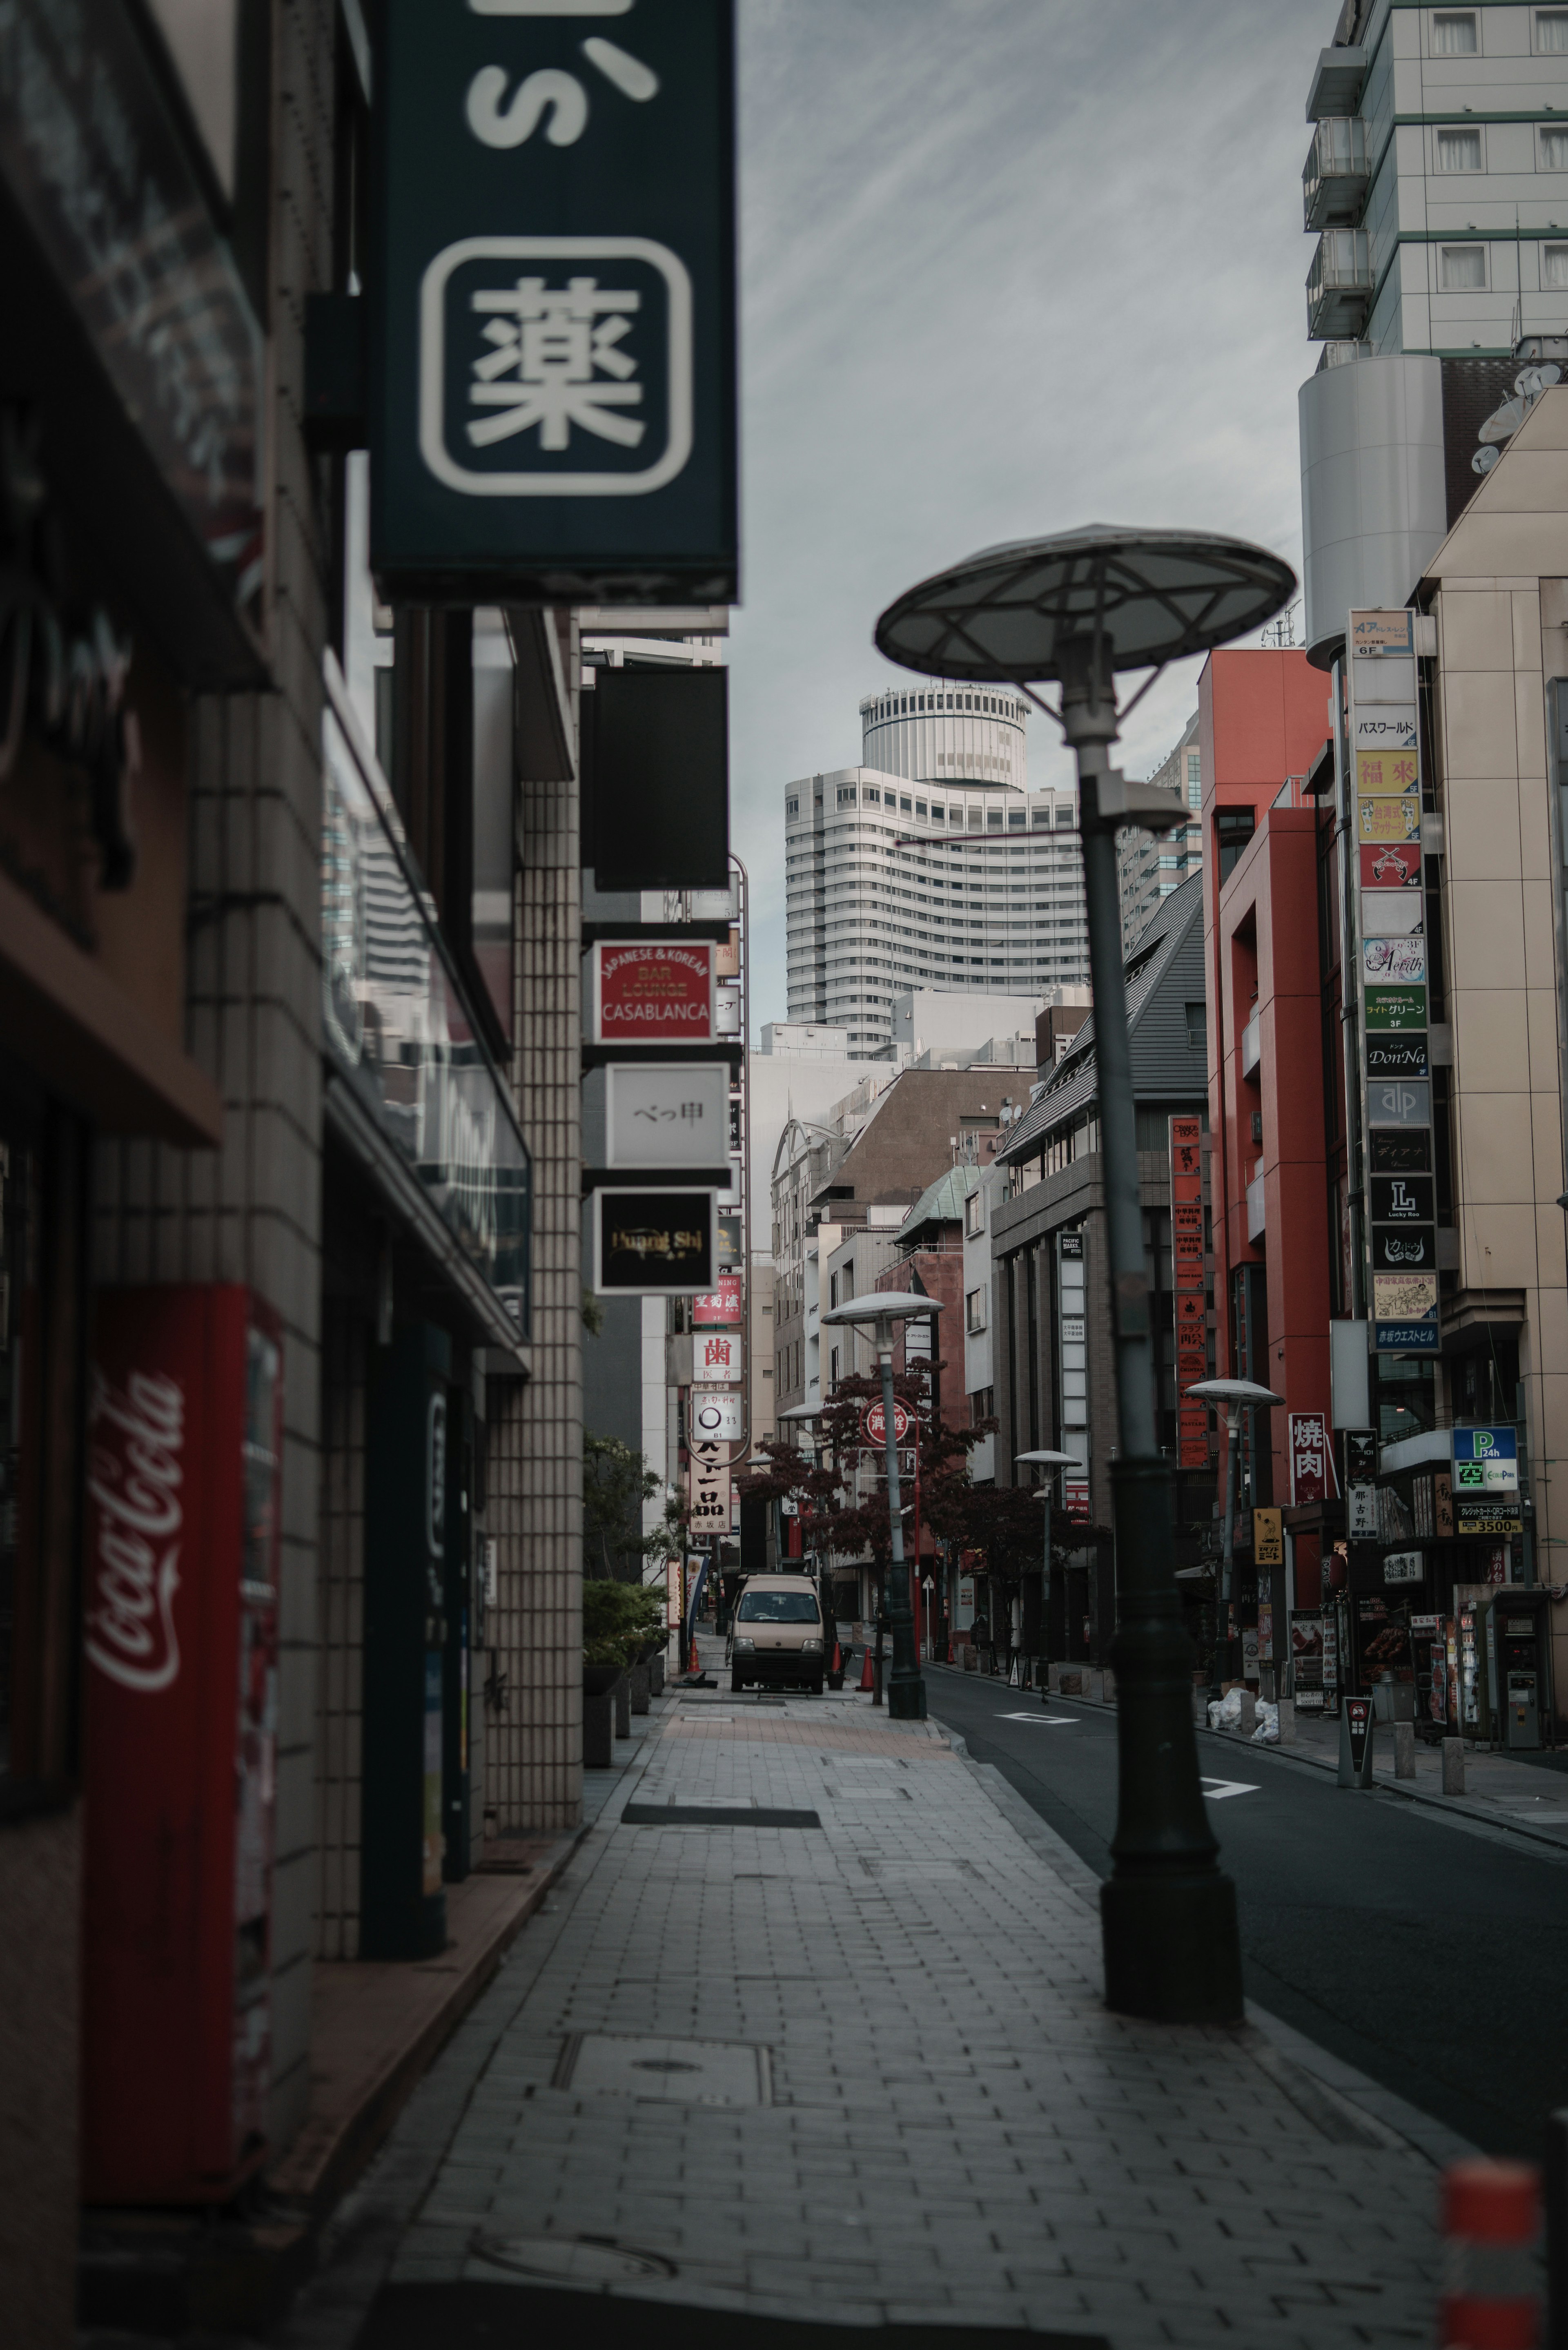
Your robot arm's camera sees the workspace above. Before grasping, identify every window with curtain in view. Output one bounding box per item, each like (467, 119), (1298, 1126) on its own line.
(1537, 9), (1568, 51)
(1546, 243), (1568, 286)
(1435, 127), (1483, 171)
(1440, 244), (1488, 289)
(1432, 11), (1478, 53)
(1541, 125), (1568, 169)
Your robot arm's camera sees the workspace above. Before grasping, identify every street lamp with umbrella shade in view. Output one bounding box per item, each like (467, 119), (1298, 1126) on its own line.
(1016, 1449), (1080, 1697)
(875, 524), (1295, 2024)
(1184, 1378), (1286, 1702)
(820, 1291), (942, 1720)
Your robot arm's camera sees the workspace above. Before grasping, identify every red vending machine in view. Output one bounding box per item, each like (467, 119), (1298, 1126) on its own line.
(81, 1286), (283, 2204)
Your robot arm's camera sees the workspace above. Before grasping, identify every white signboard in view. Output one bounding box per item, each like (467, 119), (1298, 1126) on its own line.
(606, 1062), (729, 1168)
(687, 1440), (730, 1533)
(1384, 1550), (1424, 1585)
(690, 1391), (742, 1443)
(692, 1331), (739, 1385)
(1347, 1482), (1378, 1538)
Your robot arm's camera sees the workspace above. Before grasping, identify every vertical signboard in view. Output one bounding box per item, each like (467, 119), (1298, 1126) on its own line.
(370, 0), (737, 603)
(688, 1437), (730, 1534)
(1056, 1230), (1090, 1513)
(1347, 612), (1439, 1355)
(1169, 1115), (1207, 1467)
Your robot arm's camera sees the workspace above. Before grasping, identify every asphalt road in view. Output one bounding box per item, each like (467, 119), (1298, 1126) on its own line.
(927, 1664), (1568, 2160)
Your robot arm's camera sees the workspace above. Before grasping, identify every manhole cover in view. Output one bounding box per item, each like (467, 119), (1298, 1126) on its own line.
(470, 2235), (676, 2284)
(555, 2031), (772, 2106)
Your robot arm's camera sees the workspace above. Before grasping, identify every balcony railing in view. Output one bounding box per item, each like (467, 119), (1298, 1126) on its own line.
(1303, 116), (1369, 230)
(1306, 228), (1372, 339)
(321, 659), (531, 1333)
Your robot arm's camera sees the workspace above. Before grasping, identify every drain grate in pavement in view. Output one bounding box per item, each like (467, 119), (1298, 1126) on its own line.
(555, 2031), (772, 2107)
(862, 1855), (978, 1880)
(621, 1802), (821, 1827)
(468, 2235), (676, 2284)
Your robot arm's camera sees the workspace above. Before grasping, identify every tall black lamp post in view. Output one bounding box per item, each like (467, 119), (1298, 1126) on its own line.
(1016, 1448), (1078, 1695)
(875, 526), (1294, 2023)
(820, 1291), (943, 1721)
(1185, 1377), (1284, 1701)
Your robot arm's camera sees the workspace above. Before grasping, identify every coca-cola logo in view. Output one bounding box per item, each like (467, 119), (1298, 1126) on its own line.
(86, 1366), (185, 1694)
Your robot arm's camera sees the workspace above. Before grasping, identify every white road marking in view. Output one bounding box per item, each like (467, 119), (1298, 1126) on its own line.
(996, 1712), (1078, 1725)
(1201, 1776), (1261, 1801)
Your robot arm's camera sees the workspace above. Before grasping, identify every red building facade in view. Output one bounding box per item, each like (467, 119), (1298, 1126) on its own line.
(1200, 652), (1338, 1618)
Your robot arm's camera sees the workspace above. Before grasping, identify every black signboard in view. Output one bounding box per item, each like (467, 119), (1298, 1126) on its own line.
(1060, 1231), (1084, 1260)
(370, 0), (736, 603)
(595, 1188), (715, 1295)
(716, 1211), (742, 1262)
(1371, 1174), (1434, 1224)
(1370, 1128), (1431, 1174)
(1371, 1224), (1437, 1271)
(583, 667), (729, 888)
(1344, 1429), (1377, 1483)
(1367, 1032), (1428, 1078)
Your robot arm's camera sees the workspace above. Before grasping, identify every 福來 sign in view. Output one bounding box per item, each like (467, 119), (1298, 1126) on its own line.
(369, 0), (737, 603)
(590, 942), (715, 1044)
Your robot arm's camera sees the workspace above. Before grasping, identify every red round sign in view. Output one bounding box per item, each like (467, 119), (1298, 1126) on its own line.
(861, 1399), (913, 1447)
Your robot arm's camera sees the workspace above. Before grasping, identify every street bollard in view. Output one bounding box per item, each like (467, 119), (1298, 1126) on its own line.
(1547, 2108), (1567, 2350)
(615, 1675), (631, 1738)
(1239, 1690), (1257, 1739)
(1439, 2159), (1541, 2349)
(1443, 1736), (1466, 1796)
(1338, 1696), (1375, 1788)
(583, 1692), (613, 1769)
(630, 1661), (650, 1717)
(1277, 1696), (1296, 1746)
(1394, 1721), (1416, 1779)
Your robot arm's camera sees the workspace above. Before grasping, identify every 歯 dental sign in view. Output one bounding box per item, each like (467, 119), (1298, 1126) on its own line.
(591, 940), (715, 1043)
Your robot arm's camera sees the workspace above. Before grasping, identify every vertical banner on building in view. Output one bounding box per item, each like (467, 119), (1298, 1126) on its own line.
(687, 1437), (730, 1533)
(1346, 611), (1439, 1355)
(1288, 1411), (1336, 1505)
(1056, 1230), (1090, 1513)
(1169, 1115), (1208, 1467)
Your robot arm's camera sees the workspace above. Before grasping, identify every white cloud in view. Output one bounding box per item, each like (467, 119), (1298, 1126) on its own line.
(731, 0), (1327, 1027)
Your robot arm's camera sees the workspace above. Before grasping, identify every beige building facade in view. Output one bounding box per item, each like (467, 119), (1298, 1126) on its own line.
(1419, 383), (1568, 1699)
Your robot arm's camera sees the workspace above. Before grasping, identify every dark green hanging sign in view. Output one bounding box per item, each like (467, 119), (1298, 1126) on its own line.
(369, 0), (736, 606)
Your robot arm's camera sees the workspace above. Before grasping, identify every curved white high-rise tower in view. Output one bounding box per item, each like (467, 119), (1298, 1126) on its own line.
(782, 691), (1089, 1054)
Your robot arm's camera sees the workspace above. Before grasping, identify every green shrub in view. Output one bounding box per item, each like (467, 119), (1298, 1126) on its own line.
(582, 1576), (665, 1670)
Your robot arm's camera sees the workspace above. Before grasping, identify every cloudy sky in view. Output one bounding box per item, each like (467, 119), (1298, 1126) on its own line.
(729, 0), (1332, 1035)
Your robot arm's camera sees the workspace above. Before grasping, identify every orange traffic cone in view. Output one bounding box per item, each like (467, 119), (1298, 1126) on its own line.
(831, 1642), (842, 1676)
(859, 1646), (875, 1692)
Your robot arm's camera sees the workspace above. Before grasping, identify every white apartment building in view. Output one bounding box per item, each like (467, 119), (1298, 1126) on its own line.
(1306, 0), (1568, 360)
(784, 690), (1090, 1054)
(1116, 710), (1203, 952)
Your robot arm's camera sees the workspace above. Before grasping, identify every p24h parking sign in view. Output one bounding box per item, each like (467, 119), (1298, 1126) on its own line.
(370, 0), (737, 605)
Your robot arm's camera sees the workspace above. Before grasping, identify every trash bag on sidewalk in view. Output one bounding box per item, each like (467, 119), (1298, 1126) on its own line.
(1251, 1699), (1279, 1745)
(1206, 1688), (1244, 1730)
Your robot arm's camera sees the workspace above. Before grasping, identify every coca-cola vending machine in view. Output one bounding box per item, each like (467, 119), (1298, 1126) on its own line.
(82, 1286), (282, 2204)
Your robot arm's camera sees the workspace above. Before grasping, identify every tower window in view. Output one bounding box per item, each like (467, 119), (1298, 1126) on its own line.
(1431, 11), (1477, 53)
(1435, 126), (1482, 172)
(1439, 243), (1487, 288)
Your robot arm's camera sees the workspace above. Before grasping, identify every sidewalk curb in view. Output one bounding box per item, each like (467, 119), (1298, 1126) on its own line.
(937, 1714), (1479, 2175)
(1198, 1718), (1568, 1859)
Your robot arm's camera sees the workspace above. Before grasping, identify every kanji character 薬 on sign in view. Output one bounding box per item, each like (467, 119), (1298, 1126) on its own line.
(420, 236), (693, 499)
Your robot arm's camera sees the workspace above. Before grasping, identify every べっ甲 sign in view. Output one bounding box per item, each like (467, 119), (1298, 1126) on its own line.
(369, 0), (736, 603)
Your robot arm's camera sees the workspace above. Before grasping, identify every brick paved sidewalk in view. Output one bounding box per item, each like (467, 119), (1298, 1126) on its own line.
(314, 1655), (1444, 2350)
